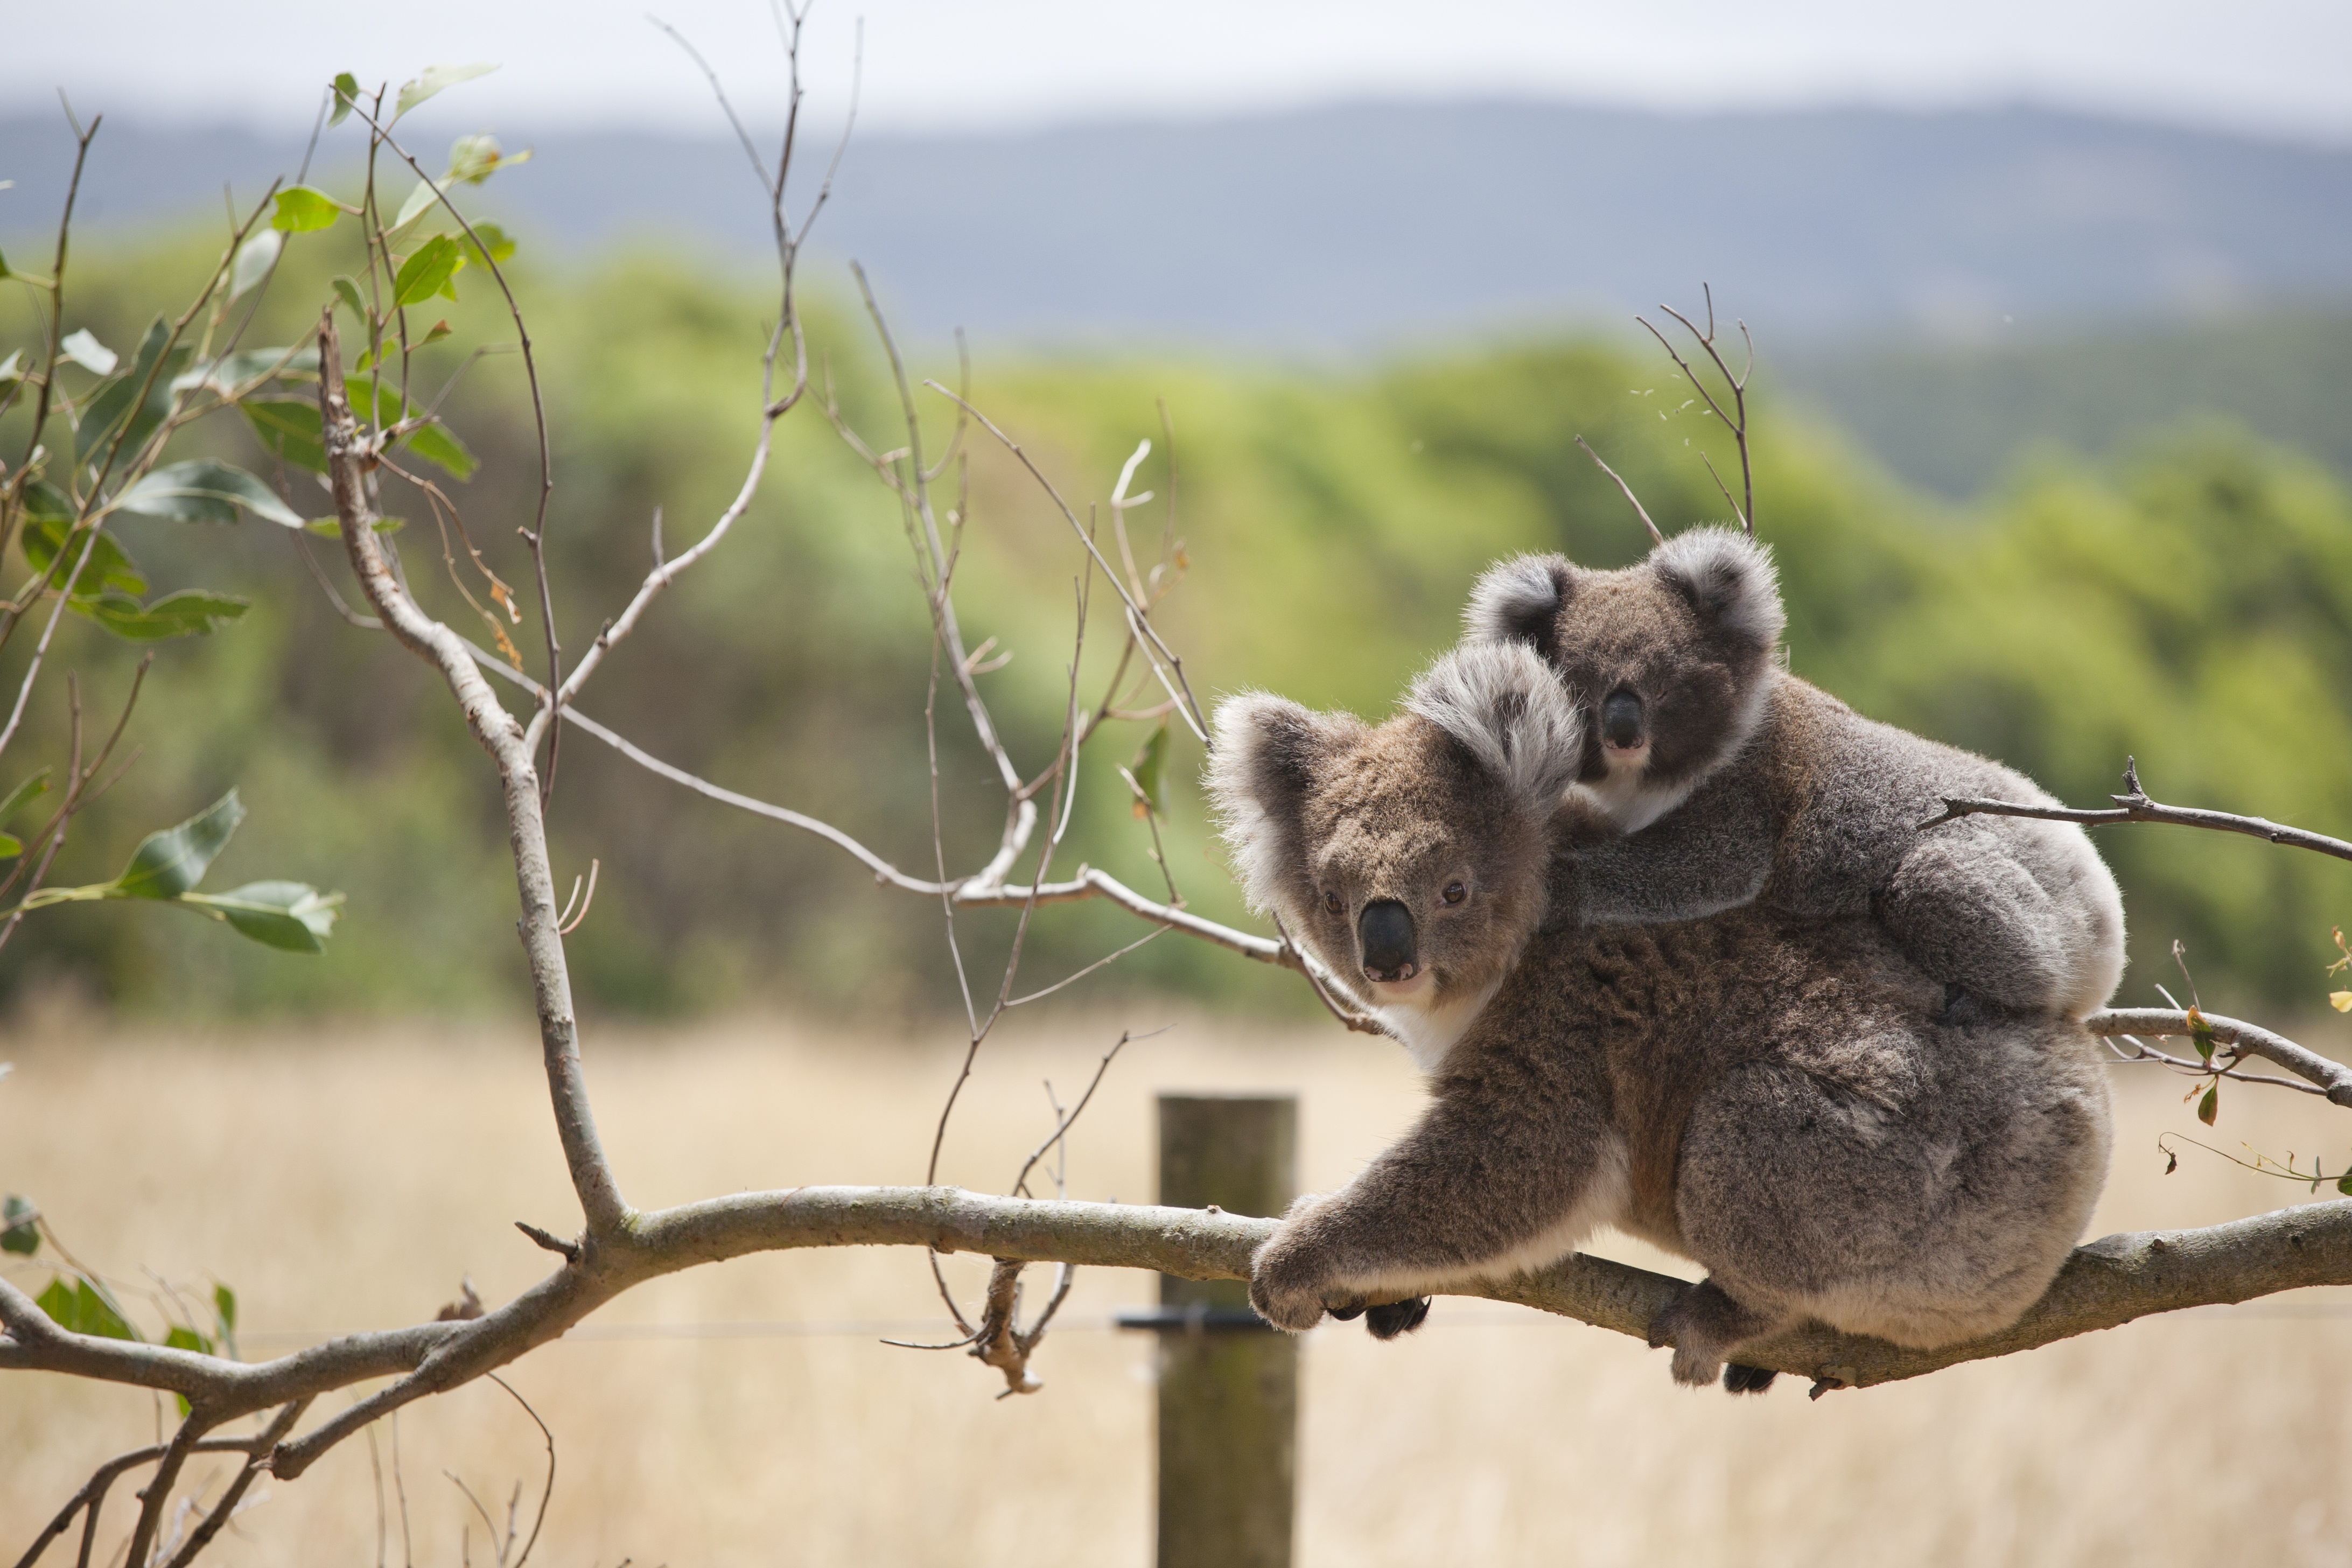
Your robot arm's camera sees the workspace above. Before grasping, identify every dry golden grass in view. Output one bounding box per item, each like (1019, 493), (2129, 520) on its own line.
(6, 1006), (2352, 1566)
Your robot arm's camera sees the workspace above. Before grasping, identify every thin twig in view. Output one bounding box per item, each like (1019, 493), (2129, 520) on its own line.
(1574, 436), (1665, 546)
(1923, 757), (2352, 864)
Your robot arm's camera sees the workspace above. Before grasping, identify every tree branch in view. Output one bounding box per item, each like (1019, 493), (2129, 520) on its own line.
(1921, 757), (2352, 864)
(316, 312), (627, 1240)
(2086, 1007), (2352, 1108)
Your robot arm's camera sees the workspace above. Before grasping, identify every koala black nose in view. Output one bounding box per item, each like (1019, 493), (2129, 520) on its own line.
(1601, 689), (1646, 750)
(1358, 900), (1419, 983)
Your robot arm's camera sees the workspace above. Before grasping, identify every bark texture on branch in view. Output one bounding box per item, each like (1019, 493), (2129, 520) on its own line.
(11, 1184), (2351, 1481)
(316, 314), (628, 1240)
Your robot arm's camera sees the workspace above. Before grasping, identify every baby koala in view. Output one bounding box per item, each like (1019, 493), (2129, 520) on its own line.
(1209, 642), (2112, 1390)
(1465, 527), (2126, 1021)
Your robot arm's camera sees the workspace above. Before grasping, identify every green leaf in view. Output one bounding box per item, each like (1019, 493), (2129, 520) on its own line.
(392, 176), (444, 232)
(304, 516), (403, 536)
(21, 513), (145, 598)
(192, 880), (345, 953)
(332, 275), (368, 321)
(115, 789), (244, 899)
(36, 1277), (138, 1341)
(242, 399), (328, 473)
(447, 134), (530, 186)
(23, 481), (73, 525)
(2197, 1082), (2219, 1126)
(0, 768), (53, 827)
(391, 235), (465, 308)
(116, 458), (305, 528)
(271, 185), (343, 234)
(395, 62), (498, 121)
(2338, 1172), (2352, 1197)
(58, 328), (116, 375)
(1, 1195), (37, 1256)
(164, 1323), (211, 1355)
(214, 1282), (237, 1336)
(2187, 1006), (2216, 1063)
(229, 229), (283, 301)
(458, 223), (516, 269)
(347, 377), (479, 479)
(72, 588), (249, 641)
(1130, 723), (1170, 816)
(173, 346), (320, 398)
(78, 317), (190, 463)
(331, 72), (361, 127)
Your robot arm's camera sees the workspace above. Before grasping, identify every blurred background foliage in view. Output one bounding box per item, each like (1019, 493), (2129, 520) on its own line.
(3, 212), (2348, 1026)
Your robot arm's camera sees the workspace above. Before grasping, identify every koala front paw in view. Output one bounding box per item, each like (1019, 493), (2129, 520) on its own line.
(1647, 1279), (1772, 1391)
(1248, 1209), (1351, 1332)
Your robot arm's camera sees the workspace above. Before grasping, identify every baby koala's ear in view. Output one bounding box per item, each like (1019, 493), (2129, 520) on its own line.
(1462, 554), (1575, 657)
(1648, 526), (1786, 655)
(1207, 693), (1360, 916)
(1406, 642), (1584, 816)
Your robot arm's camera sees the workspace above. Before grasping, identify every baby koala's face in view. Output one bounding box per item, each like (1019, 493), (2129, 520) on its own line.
(1209, 642), (1583, 1026)
(1465, 527), (1786, 831)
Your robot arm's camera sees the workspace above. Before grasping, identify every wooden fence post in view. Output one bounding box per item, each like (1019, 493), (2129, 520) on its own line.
(1133, 1092), (1299, 1568)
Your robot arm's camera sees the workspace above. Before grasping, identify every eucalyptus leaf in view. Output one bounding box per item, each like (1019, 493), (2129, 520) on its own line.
(173, 346), (320, 397)
(0, 1195), (36, 1256)
(392, 176), (443, 232)
(58, 328), (115, 375)
(78, 317), (188, 463)
(22, 481), (74, 524)
(446, 134), (530, 185)
(20, 513), (146, 597)
(71, 588), (250, 641)
(391, 234), (465, 308)
(116, 458), (305, 528)
(229, 229), (283, 300)
(458, 222), (516, 269)
(1130, 723), (1171, 815)
(332, 275), (368, 322)
(0, 768), (53, 827)
(346, 377), (479, 478)
(115, 789), (244, 899)
(35, 1277), (139, 1341)
(270, 185), (343, 234)
(214, 1283), (237, 1336)
(164, 1324), (211, 1355)
(0, 834), (20, 858)
(242, 400), (328, 473)
(191, 880), (345, 953)
(395, 62), (497, 120)
(331, 72), (361, 128)
(0, 349), (23, 386)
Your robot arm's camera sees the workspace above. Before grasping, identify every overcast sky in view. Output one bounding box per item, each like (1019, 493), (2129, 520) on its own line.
(8, 0), (2348, 144)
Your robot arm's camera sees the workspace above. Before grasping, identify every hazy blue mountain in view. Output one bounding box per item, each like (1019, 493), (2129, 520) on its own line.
(6, 99), (2349, 494)
(8, 99), (2350, 349)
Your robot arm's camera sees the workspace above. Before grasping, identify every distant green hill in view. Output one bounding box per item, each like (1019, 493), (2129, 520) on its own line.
(1777, 310), (2352, 496)
(4, 236), (2348, 1023)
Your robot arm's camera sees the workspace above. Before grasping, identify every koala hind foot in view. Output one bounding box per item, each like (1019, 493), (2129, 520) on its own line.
(1721, 1362), (1779, 1395)
(1364, 1297), (1432, 1340)
(1648, 1278), (1781, 1389)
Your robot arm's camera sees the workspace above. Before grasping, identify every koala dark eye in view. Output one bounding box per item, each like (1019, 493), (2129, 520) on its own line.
(1441, 881), (1467, 906)
(1323, 891), (1343, 915)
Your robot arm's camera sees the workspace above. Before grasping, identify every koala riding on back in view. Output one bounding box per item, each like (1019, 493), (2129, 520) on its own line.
(1466, 527), (2127, 1021)
(1209, 644), (2112, 1390)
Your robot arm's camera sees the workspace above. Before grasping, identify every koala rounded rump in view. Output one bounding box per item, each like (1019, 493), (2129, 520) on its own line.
(1539, 907), (2113, 1356)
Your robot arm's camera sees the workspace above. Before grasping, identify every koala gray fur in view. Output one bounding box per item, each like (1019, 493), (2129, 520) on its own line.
(1466, 527), (2127, 1020)
(1207, 642), (2113, 1389)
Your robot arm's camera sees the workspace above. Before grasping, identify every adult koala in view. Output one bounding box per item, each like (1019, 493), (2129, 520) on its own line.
(1464, 528), (2126, 1021)
(1208, 642), (2112, 1391)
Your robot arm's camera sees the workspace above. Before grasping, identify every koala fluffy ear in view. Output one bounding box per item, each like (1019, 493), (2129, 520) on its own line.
(1462, 554), (1575, 660)
(1648, 526), (1786, 654)
(1207, 694), (1359, 918)
(1406, 642), (1584, 816)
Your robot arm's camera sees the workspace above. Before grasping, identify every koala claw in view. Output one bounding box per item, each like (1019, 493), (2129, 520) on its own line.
(1364, 1297), (1432, 1340)
(1324, 1302), (1367, 1322)
(1721, 1362), (1780, 1395)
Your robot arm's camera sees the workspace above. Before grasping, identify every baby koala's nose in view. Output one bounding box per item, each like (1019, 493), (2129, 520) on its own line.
(1358, 900), (1419, 983)
(1601, 689), (1646, 750)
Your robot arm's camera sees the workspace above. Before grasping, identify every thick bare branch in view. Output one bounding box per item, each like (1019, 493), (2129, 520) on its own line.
(315, 313), (627, 1239)
(1923, 757), (2352, 863)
